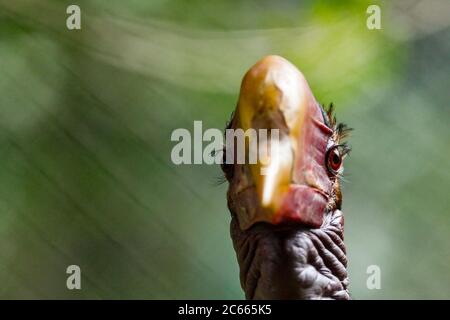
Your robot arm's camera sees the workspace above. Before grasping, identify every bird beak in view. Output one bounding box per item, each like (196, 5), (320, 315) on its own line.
(258, 135), (292, 210)
(230, 55), (334, 230)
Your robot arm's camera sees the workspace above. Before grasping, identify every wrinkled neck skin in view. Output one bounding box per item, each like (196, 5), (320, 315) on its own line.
(229, 209), (350, 300)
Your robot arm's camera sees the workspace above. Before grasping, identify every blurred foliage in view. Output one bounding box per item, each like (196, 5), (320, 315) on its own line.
(0, 0), (449, 298)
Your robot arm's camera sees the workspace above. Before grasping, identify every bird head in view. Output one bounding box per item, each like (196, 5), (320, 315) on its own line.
(222, 56), (351, 299)
(223, 55), (350, 231)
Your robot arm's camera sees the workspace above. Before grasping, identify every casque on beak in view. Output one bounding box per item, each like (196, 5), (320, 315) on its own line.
(227, 55), (335, 230)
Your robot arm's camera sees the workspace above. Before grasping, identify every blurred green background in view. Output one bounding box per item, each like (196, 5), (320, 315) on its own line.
(0, 0), (449, 299)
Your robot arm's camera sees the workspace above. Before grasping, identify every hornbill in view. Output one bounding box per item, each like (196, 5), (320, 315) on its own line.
(222, 55), (351, 300)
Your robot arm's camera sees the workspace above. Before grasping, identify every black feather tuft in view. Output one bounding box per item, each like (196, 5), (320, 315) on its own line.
(321, 103), (353, 144)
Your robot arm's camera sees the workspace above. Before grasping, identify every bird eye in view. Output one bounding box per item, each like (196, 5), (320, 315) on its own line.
(326, 146), (343, 175)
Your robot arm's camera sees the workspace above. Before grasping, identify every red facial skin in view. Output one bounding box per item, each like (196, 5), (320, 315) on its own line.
(275, 106), (334, 228)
